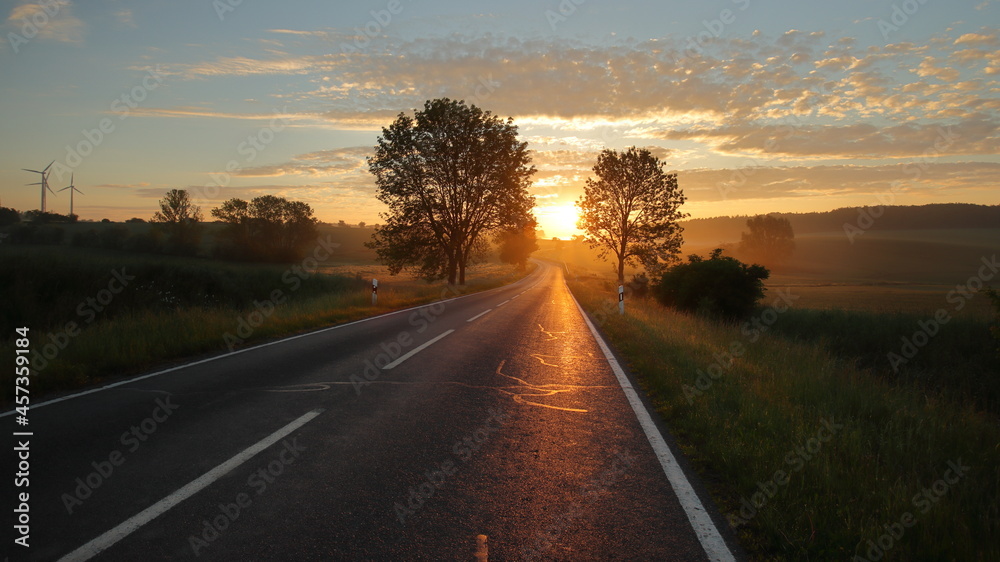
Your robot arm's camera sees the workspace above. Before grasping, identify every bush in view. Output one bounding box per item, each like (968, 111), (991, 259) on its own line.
(653, 248), (769, 319)
(627, 272), (650, 297)
(99, 225), (131, 250)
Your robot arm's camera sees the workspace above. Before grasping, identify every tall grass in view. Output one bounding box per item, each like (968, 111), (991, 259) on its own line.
(766, 308), (1000, 414)
(570, 278), (1000, 561)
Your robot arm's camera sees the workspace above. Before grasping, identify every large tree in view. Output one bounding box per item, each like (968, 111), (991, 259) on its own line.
(152, 188), (202, 254)
(738, 214), (795, 267)
(576, 147), (687, 284)
(368, 98), (535, 285)
(211, 195), (318, 261)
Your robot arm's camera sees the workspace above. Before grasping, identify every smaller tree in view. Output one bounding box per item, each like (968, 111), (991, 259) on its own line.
(739, 214), (795, 267)
(654, 248), (769, 319)
(151, 189), (203, 255)
(153, 189), (202, 224)
(576, 147), (687, 284)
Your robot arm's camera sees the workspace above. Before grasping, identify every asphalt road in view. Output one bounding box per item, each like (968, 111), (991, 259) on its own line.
(4, 261), (738, 561)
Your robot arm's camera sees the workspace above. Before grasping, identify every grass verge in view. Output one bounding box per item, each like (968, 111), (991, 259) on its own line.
(569, 277), (999, 561)
(1, 246), (533, 404)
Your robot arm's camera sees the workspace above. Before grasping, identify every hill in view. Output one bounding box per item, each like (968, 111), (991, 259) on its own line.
(681, 203), (1000, 248)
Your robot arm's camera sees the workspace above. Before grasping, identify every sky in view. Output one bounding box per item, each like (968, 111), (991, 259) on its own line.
(0, 0), (998, 239)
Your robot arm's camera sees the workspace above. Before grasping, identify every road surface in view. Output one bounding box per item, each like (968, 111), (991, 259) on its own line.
(4, 260), (738, 561)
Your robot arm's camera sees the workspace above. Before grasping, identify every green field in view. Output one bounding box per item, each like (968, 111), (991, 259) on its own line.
(2, 220), (384, 262)
(0, 243), (530, 404)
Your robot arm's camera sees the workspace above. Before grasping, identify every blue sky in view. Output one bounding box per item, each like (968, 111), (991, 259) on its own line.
(1, 0), (997, 237)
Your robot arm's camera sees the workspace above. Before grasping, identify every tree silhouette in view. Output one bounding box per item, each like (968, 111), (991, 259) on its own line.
(739, 214), (795, 266)
(367, 98), (535, 284)
(497, 218), (539, 270)
(151, 189), (202, 254)
(576, 147), (687, 283)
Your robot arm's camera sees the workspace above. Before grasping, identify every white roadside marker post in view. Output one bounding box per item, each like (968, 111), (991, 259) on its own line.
(372, 278), (378, 306)
(619, 284), (624, 315)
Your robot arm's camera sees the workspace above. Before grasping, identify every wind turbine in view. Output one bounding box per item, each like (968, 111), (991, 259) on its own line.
(23, 161), (55, 213)
(59, 173), (84, 218)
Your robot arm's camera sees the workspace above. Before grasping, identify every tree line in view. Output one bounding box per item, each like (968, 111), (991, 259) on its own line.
(145, 190), (321, 262)
(0, 191), (324, 263)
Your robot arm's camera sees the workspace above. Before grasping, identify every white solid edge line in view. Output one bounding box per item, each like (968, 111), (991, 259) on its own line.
(467, 309), (492, 322)
(57, 408), (324, 562)
(382, 329), (455, 370)
(568, 292), (736, 562)
(1, 266), (545, 418)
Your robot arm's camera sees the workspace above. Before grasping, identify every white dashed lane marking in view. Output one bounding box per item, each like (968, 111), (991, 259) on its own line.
(467, 310), (492, 322)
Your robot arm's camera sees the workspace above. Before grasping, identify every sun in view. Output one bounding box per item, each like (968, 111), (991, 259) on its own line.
(536, 203), (582, 240)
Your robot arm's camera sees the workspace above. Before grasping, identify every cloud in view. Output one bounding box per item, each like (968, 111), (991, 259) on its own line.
(658, 118), (999, 159)
(113, 9), (135, 28)
(235, 146), (371, 178)
(4, 1), (85, 46)
(954, 32), (999, 46)
(160, 28), (994, 128)
(124, 106), (313, 127)
(916, 56), (961, 82)
(142, 27), (1000, 179)
(94, 182), (151, 189)
(159, 55), (321, 80)
(157, 33), (834, 123)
